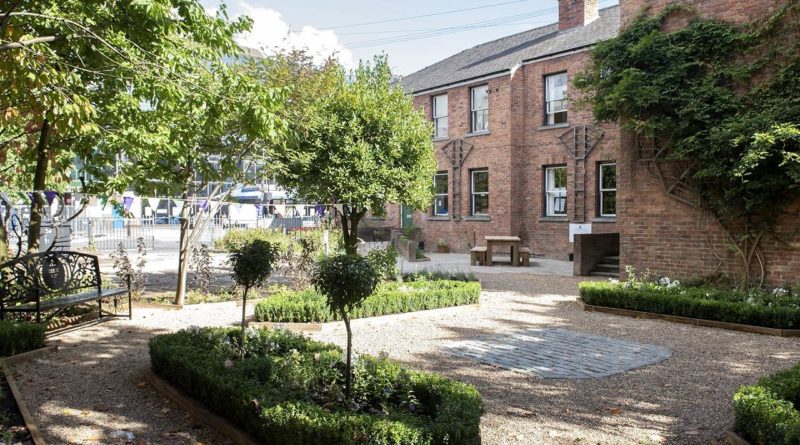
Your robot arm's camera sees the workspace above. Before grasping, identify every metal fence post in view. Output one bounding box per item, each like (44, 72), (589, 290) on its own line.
(88, 218), (94, 249)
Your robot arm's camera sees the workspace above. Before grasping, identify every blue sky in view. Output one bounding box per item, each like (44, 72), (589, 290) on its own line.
(200, 0), (619, 75)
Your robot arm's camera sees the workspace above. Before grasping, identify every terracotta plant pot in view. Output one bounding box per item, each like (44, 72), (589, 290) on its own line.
(436, 245), (449, 253)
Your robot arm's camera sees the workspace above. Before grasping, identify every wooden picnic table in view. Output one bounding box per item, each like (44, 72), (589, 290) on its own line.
(485, 235), (521, 267)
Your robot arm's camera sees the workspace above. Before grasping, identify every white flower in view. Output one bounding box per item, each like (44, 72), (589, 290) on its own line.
(772, 287), (789, 297)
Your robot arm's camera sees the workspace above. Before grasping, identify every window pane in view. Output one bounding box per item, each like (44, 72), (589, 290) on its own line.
(554, 194), (567, 214)
(435, 117), (448, 138)
(472, 170), (488, 193)
(554, 167), (566, 189)
(546, 73), (567, 101)
(433, 95), (447, 118)
(434, 174), (448, 194)
(601, 164), (616, 189)
(473, 109), (488, 132)
(472, 86), (488, 110)
(434, 196), (448, 215)
(602, 191), (617, 215)
(473, 194), (489, 214)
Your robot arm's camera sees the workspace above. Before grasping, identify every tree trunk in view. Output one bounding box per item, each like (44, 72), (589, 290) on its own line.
(342, 310), (353, 400)
(241, 285), (249, 356)
(340, 206), (365, 256)
(174, 169), (192, 306)
(27, 119), (50, 254)
(0, 211), (8, 262)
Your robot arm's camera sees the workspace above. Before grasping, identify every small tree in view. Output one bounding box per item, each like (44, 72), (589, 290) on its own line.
(312, 255), (378, 399)
(229, 240), (279, 351)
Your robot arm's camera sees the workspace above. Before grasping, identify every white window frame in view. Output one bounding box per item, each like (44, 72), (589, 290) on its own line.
(545, 166), (567, 216)
(470, 169), (489, 216)
(432, 94), (448, 139)
(433, 172), (448, 216)
(470, 85), (489, 133)
(545, 73), (568, 126)
(599, 162), (617, 217)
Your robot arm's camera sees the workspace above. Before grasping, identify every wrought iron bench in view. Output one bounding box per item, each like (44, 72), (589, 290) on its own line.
(0, 251), (131, 323)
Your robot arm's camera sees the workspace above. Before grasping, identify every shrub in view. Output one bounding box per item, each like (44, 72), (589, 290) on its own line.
(402, 271), (478, 283)
(215, 228), (292, 252)
(149, 327), (483, 445)
(0, 321), (46, 357)
(230, 240), (280, 348)
(579, 281), (800, 329)
(733, 362), (800, 444)
(255, 280), (481, 323)
(312, 255), (379, 398)
(366, 246), (398, 281)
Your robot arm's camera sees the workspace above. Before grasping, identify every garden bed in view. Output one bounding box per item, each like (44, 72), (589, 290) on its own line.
(578, 281), (800, 331)
(1, 372), (34, 445)
(149, 327), (483, 445)
(731, 361), (800, 445)
(254, 280), (481, 323)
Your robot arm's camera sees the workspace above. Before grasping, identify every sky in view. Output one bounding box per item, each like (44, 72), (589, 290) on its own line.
(200, 0), (619, 76)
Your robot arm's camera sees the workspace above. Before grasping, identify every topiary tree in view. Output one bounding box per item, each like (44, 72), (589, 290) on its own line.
(312, 254), (378, 399)
(229, 239), (279, 351)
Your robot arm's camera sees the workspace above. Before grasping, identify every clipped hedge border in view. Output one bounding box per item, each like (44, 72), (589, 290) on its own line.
(733, 362), (800, 444)
(255, 280), (481, 323)
(578, 282), (800, 330)
(0, 321), (46, 358)
(149, 328), (483, 445)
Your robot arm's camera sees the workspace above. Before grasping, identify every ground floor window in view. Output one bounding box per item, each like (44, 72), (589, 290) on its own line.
(471, 169), (489, 215)
(433, 172), (448, 216)
(599, 162), (617, 217)
(544, 165), (567, 216)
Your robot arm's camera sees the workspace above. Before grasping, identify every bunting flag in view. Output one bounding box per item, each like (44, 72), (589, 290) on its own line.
(315, 204), (325, 216)
(333, 204), (344, 214)
(172, 199), (184, 211)
(147, 197), (161, 210)
(200, 200), (208, 211)
(44, 191), (59, 205)
(274, 203), (286, 216)
(123, 196), (134, 212)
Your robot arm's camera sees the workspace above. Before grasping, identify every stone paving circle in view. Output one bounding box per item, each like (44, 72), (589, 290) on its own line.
(442, 327), (672, 378)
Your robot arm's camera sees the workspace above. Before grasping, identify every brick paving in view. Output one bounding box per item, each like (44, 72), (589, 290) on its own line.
(442, 327), (672, 378)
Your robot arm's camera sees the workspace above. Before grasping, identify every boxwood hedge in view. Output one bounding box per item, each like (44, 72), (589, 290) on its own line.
(255, 280), (481, 323)
(579, 281), (800, 329)
(733, 362), (800, 444)
(149, 327), (483, 445)
(0, 320), (46, 357)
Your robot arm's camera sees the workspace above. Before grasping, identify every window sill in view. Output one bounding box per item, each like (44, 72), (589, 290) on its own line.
(538, 123), (570, 131)
(427, 215), (451, 221)
(539, 216), (568, 223)
(465, 131), (490, 138)
(464, 215), (491, 221)
(432, 137), (449, 142)
(593, 217), (617, 223)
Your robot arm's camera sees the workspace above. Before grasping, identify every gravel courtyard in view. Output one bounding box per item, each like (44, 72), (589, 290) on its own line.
(10, 273), (800, 444)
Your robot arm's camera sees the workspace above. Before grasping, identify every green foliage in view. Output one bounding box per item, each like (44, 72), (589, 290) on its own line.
(366, 246), (398, 281)
(266, 54), (437, 254)
(0, 321), (46, 357)
(402, 271), (478, 283)
(734, 362), (800, 444)
(579, 280), (800, 329)
(216, 228), (295, 252)
(255, 280), (482, 323)
(148, 327), (483, 445)
(574, 3), (800, 285)
(312, 255), (379, 319)
(229, 240), (280, 291)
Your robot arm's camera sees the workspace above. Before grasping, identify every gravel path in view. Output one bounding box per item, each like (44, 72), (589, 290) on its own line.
(10, 274), (800, 444)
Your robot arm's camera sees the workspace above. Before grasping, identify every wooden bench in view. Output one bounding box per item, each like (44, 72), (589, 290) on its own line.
(470, 246), (487, 266)
(0, 251), (131, 323)
(518, 247), (531, 267)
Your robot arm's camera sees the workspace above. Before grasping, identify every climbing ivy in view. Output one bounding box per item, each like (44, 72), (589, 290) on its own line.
(574, 2), (800, 287)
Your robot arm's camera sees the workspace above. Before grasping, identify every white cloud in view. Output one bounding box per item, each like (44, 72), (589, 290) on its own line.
(233, 2), (354, 67)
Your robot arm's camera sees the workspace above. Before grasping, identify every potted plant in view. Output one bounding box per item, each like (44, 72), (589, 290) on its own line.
(436, 238), (449, 253)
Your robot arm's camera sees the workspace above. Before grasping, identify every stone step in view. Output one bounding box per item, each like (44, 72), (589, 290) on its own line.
(594, 263), (619, 272)
(589, 271), (620, 278)
(602, 255), (620, 263)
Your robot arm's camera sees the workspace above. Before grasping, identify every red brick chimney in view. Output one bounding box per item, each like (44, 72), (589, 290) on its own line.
(558, 0), (599, 30)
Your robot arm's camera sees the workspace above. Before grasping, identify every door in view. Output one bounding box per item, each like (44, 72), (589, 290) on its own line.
(400, 205), (414, 229)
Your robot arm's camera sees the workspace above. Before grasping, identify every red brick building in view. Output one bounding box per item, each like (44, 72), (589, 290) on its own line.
(367, 0), (799, 284)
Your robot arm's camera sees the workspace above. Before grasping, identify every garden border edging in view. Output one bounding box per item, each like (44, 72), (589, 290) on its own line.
(1, 345), (59, 445)
(725, 429), (752, 445)
(577, 298), (800, 337)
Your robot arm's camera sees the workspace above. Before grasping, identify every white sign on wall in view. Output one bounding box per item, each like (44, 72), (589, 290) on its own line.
(569, 223), (592, 243)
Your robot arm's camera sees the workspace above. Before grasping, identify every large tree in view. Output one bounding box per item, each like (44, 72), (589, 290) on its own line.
(269, 55), (436, 255)
(0, 0), (254, 258)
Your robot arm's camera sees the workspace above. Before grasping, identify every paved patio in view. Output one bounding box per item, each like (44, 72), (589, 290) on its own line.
(398, 252), (574, 276)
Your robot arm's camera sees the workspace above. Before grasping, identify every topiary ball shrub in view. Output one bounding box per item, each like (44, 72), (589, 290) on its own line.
(312, 254), (379, 399)
(0, 321), (46, 357)
(229, 239), (280, 348)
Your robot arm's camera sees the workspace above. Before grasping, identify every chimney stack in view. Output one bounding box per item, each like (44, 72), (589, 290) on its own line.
(558, 0), (599, 30)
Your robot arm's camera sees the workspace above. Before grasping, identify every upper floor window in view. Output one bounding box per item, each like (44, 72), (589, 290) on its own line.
(433, 172), (448, 216)
(545, 73), (568, 126)
(470, 85), (489, 133)
(599, 162), (617, 217)
(545, 166), (567, 216)
(432, 94), (448, 139)
(471, 168), (489, 215)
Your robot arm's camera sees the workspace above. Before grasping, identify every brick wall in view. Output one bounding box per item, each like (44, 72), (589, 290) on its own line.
(616, 0), (800, 285)
(560, 0), (600, 30)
